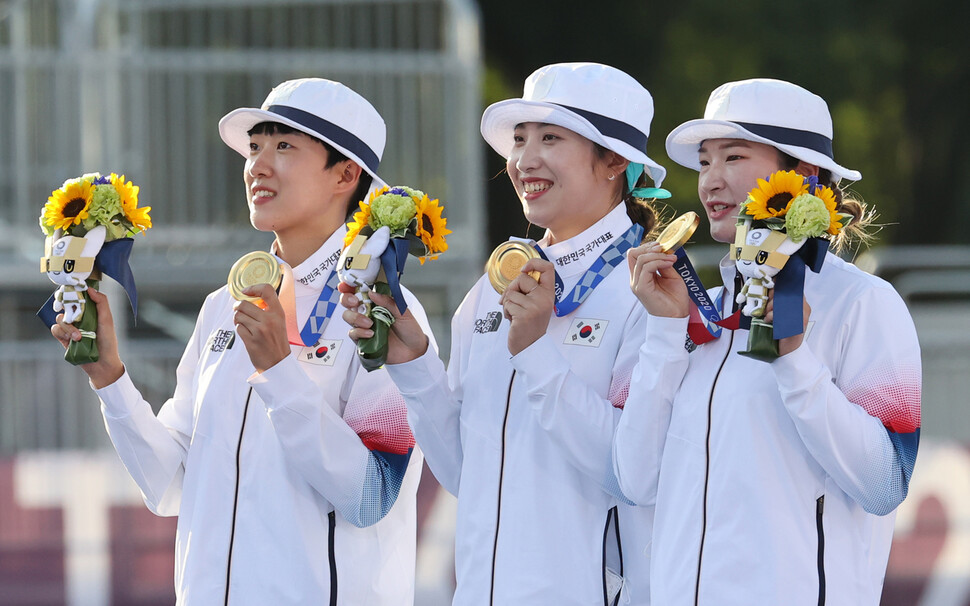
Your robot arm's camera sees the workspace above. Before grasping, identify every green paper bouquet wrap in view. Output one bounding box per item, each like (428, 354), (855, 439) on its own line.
(65, 278), (101, 365)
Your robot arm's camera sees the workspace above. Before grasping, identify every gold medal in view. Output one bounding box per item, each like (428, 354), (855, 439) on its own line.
(228, 251), (282, 302)
(656, 211), (700, 253)
(487, 241), (541, 294)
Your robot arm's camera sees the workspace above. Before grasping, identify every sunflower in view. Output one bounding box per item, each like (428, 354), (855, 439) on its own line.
(812, 184), (845, 236)
(42, 179), (94, 234)
(413, 194), (450, 264)
(343, 188), (382, 248)
(744, 170), (808, 220)
(112, 173), (152, 233)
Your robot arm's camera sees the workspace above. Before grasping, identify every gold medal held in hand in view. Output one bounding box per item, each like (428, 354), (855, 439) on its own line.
(487, 241), (541, 294)
(228, 251), (282, 302)
(656, 211), (700, 253)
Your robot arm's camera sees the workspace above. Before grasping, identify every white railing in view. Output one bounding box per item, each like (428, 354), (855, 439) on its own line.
(0, 0), (483, 451)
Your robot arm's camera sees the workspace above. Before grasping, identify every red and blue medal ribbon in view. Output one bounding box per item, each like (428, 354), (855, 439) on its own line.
(680, 238), (829, 345)
(673, 247), (724, 344)
(535, 223), (643, 317)
(674, 248), (753, 345)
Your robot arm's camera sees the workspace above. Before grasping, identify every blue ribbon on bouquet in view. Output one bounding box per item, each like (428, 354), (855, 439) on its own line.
(771, 237), (828, 340)
(37, 238), (139, 328)
(380, 238), (411, 315)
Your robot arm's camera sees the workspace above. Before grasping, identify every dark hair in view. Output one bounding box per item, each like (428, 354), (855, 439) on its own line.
(777, 151), (875, 252)
(247, 122), (373, 220)
(593, 143), (662, 242)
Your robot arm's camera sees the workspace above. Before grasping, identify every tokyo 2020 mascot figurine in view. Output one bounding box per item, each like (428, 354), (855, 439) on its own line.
(732, 171), (851, 361)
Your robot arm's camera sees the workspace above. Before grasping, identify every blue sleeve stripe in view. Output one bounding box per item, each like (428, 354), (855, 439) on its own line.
(353, 447), (413, 528)
(889, 428), (920, 492)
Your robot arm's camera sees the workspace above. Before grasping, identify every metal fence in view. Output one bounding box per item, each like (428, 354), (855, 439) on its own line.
(0, 0), (483, 452)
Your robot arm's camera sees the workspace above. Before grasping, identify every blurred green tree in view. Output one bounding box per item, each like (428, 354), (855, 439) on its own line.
(478, 0), (970, 248)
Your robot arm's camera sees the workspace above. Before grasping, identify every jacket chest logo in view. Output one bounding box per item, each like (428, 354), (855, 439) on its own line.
(564, 318), (608, 347)
(208, 329), (235, 353)
(298, 339), (342, 366)
(474, 310), (503, 334)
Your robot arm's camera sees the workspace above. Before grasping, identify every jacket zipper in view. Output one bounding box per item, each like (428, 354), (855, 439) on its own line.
(488, 371), (515, 606)
(601, 506), (623, 606)
(329, 510), (338, 606)
(816, 495), (825, 606)
(694, 331), (734, 606)
(224, 387), (253, 606)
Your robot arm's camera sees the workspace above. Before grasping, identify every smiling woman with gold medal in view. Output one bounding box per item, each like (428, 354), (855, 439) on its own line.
(50, 78), (433, 605)
(615, 79), (921, 606)
(341, 63), (670, 605)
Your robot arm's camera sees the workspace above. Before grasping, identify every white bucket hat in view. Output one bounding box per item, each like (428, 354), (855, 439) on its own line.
(219, 78), (386, 187)
(665, 78), (861, 183)
(480, 62), (667, 188)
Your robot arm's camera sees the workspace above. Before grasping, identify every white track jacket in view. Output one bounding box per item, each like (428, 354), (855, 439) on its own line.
(388, 206), (654, 605)
(614, 254), (921, 605)
(95, 228), (429, 606)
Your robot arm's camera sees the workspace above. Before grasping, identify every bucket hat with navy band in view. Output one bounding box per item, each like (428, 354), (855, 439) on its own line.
(480, 62), (667, 189)
(665, 78), (862, 183)
(219, 78), (386, 187)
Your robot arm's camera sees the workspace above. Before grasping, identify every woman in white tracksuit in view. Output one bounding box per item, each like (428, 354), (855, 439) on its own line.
(50, 78), (431, 605)
(615, 79), (921, 605)
(340, 63), (670, 605)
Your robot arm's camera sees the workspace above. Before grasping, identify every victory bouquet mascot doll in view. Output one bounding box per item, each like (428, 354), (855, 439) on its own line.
(38, 173), (150, 364)
(338, 185), (449, 370)
(733, 170), (851, 361)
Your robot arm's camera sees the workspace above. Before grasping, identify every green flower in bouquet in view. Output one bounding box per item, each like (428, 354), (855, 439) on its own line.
(369, 187), (420, 236)
(785, 193), (831, 243)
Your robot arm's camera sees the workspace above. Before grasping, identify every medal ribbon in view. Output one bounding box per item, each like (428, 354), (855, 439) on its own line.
(674, 247), (723, 344)
(297, 262), (343, 347)
(673, 247), (757, 345)
(535, 223), (644, 317)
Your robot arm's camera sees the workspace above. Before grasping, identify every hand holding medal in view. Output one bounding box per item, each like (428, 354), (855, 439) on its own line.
(626, 211), (698, 318)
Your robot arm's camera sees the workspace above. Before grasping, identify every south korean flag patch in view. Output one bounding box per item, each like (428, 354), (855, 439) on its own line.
(298, 339), (342, 366)
(564, 318), (609, 348)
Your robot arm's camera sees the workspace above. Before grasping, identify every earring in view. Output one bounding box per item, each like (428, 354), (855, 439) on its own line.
(608, 173), (616, 181)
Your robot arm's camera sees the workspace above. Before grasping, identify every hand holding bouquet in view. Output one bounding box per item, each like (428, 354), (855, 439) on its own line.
(338, 186), (449, 371)
(733, 170), (850, 361)
(39, 173), (151, 365)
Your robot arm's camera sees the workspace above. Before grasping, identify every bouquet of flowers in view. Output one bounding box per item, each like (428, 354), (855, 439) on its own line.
(39, 173), (151, 365)
(338, 185), (449, 371)
(733, 170), (851, 361)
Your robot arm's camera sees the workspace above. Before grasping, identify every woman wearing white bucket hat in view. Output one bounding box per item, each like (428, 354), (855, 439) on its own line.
(341, 62), (669, 605)
(614, 78), (921, 605)
(52, 78), (432, 605)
